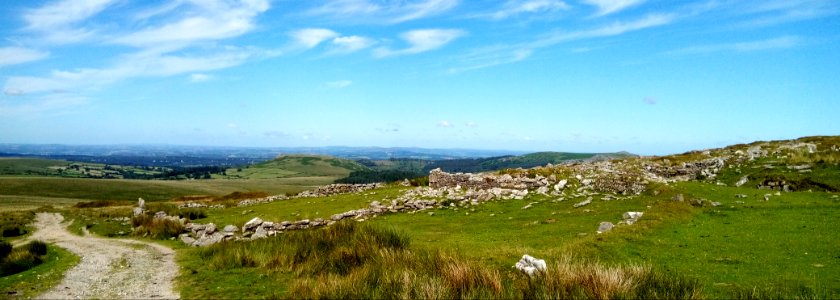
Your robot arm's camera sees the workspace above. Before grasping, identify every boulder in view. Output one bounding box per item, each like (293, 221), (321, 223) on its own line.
(179, 234), (195, 245)
(223, 225), (238, 233)
(204, 223), (217, 234)
(597, 222), (614, 233)
(514, 255), (546, 276)
(243, 217), (264, 231)
(623, 211), (644, 220)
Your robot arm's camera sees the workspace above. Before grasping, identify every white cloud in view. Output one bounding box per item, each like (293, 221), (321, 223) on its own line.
(21, 0), (118, 45)
(0, 93), (89, 117)
(306, 0), (458, 24)
(0, 47), (50, 67)
(114, 0), (269, 49)
(466, 121), (478, 127)
(325, 80), (353, 89)
(331, 36), (376, 53)
(449, 13), (672, 72)
(582, 0), (646, 16)
(437, 120), (453, 127)
(667, 36), (802, 55)
(486, 0), (569, 19)
(189, 73), (214, 83)
(290, 28), (340, 49)
(532, 13), (674, 47)
(735, 0), (840, 27)
(4, 48), (267, 95)
(227, 123), (238, 128)
(376, 29), (466, 57)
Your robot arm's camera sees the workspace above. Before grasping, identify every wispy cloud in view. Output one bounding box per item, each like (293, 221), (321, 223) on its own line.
(189, 73), (214, 83)
(437, 120), (453, 128)
(532, 13), (674, 47)
(466, 121), (478, 127)
(22, 0), (117, 44)
(0, 47), (50, 67)
(582, 0), (646, 17)
(481, 0), (569, 20)
(264, 131), (288, 138)
(734, 0), (840, 28)
(4, 48), (269, 95)
(325, 80), (353, 89)
(305, 0), (458, 24)
(451, 13), (673, 72)
(667, 36), (802, 55)
(290, 28), (340, 49)
(330, 36), (377, 53)
(0, 93), (90, 117)
(376, 29), (466, 57)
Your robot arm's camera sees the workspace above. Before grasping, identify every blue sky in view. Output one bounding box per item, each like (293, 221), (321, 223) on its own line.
(0, 0), (838, 155)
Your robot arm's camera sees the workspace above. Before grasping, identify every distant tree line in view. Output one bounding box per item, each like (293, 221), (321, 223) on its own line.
(122, 166), (227, 180)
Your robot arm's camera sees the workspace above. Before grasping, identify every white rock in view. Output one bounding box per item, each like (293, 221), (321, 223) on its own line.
(514, 255), (547, 276)
(243, 217), (263, 231)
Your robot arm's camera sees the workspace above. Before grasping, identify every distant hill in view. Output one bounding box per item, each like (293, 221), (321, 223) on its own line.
(225, 155), (369, 179)
(421, 151), (637, 173)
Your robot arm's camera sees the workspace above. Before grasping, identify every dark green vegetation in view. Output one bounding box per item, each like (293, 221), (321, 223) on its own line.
(0, 240), (48, 277)
(0, 242), (79, 298)
(180, 222), (701, 299)
(0, 211), (34, 238)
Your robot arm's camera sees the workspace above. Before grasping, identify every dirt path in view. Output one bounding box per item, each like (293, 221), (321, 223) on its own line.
(28, 213), (179, 299)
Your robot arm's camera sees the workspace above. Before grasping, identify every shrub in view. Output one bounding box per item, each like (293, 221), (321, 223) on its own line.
(0, 241), (49, 277)
(0, 240), (12, 259)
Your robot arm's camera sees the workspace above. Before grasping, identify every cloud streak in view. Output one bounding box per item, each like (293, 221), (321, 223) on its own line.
(306, 0), (458, 24)
(667, 36), (803, 55)
(376, 29), (466, 57)
(582, 0), (646, 17)
(0, 47), (50, 67)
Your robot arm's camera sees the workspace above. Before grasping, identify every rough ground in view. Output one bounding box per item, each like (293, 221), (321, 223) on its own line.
(29, 213), (179, 299)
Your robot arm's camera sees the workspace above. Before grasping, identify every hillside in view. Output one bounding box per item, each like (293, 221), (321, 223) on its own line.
(224, 155), (369, 179)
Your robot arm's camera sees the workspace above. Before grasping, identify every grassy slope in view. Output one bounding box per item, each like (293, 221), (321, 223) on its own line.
(0, 158), (69, 176)
(224, 155), (368, 179)
(186, 174), (839, 298)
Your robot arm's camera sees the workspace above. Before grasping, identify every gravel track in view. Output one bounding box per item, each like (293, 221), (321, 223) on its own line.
(28, 213), (179, 299)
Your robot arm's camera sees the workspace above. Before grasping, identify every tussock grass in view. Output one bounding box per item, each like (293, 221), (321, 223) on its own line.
(131, 214), (185, 239)
(0, 240), (49, 276)
(190, 222), (702, 299)
(0, 210), (35, 238)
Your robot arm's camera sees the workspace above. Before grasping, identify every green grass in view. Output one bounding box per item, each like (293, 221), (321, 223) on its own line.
(199, 185), (410, 227)
(0, 244), (79, 298)
(0, 158), (70, 176)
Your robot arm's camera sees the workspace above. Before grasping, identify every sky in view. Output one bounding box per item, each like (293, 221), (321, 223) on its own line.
(0, 0), (838, 155)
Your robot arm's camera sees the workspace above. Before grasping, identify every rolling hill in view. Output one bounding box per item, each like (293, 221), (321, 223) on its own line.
(223, 155), (369, 179)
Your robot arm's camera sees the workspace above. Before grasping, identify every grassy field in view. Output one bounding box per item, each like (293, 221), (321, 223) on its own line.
(175, 179), (839, 298)
(0, 176), (333, 205)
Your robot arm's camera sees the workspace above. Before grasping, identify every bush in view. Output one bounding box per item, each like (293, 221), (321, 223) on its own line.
(0, 241), (49, 277)
(0, 240), (12, 259)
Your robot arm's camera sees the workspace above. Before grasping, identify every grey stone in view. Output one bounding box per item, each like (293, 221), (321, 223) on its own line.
(243, 217), (263, 231)
(204, 223), (217, 234)
(672, 194), (684, 202)
(223, 225), (238, 233)
(735, 176), (749, 187)
(597, 222), (614, 233)
(573, 197), (592, 208)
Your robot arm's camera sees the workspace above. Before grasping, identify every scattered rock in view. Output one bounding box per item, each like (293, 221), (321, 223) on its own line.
(672, 194), (684, 202)
(514, 255), (546, 276)
(573, 197), (592, 208)
(764, 194), (772, 201)
(735, 176), (749, 187)
(735, 194), (747, 198)
(223, 225), (238, 233)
